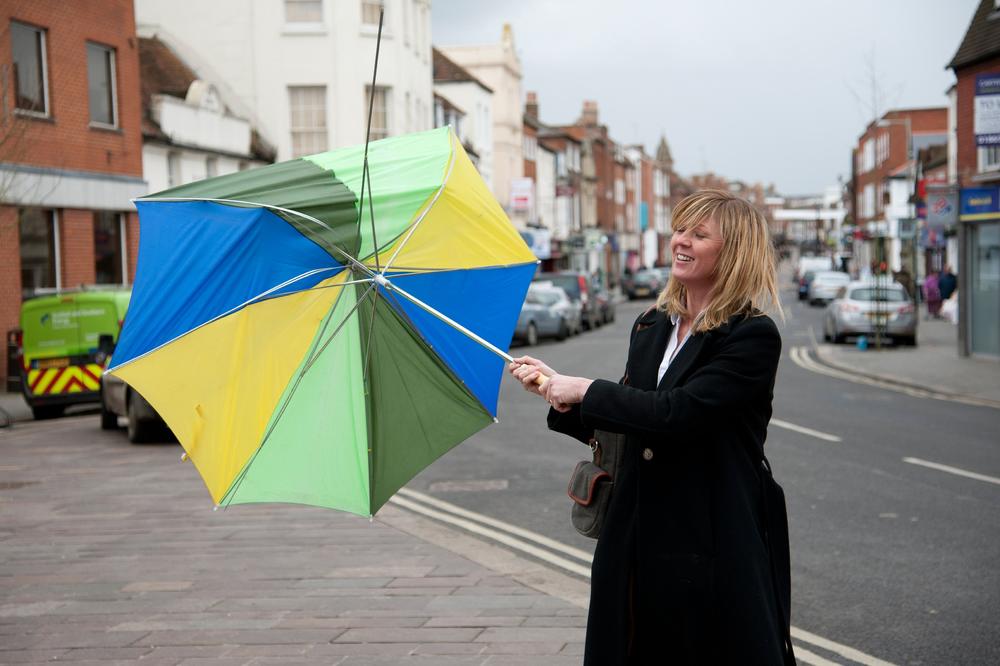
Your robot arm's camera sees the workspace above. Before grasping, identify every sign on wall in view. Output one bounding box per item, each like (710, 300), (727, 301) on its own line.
(519, 227), (551, 260)
(974, 73), (1000, 147)
(510, 178), (535, 213)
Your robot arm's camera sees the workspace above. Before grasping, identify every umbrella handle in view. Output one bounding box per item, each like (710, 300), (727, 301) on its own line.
(534, 374), (549, 388)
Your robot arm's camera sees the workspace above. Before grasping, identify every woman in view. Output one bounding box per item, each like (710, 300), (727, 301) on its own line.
(510, 189), (793, 664)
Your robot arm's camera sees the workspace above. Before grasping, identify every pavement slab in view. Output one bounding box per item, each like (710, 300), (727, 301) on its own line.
(0, 415), (588, 664)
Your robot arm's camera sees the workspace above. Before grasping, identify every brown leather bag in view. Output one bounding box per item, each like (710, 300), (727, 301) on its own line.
(567, 429), (626, 538)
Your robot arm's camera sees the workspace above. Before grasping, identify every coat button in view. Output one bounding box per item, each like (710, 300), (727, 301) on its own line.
(642, 448), (654, 461)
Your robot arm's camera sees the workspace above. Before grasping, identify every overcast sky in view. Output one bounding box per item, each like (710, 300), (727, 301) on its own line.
(431, 0), (979, 196)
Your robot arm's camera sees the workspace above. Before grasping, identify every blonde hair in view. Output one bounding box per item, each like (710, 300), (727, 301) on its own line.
(656, 189), (781, 332)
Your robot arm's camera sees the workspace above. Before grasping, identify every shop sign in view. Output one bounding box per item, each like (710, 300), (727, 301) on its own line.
(960, 186), (1000, 221)
(974, 73), (1000, 146)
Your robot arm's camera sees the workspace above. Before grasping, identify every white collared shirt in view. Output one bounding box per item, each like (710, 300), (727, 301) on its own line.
(656, 313), (690, 385)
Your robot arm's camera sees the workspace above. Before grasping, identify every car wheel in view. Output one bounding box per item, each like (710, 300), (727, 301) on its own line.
(31, 405), (64, 420)
(898, 335), (917, 347)
(127, 393), (154, 444)
(823, 327), (831, 342)
(832, 331), (846, 344)
(556, 318), (569, 341)
(100, 390), (118, 430)
(525, 322), (538, 347)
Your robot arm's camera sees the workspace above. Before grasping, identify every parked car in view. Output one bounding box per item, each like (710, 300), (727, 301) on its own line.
(625, 269), (663, 300)
(18, 288), (130, 420)
(797, 270), (816, 301)
(100, 359), (170, 443)
(807, 270), (851, 306)
(533, 271), (601, 330)
(795, 255), (833, 283)
(823, 280), (916, 346)
(513, 284), (581, 346)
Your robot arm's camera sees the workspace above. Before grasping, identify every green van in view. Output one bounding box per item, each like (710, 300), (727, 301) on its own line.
(18, 289), (130, 420)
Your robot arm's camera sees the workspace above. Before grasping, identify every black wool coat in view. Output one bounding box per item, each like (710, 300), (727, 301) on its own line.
(549, 308), (793, 665)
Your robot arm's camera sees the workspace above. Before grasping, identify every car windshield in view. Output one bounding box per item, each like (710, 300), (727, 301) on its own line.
(539, 275), (580, 297)
(531, 290), (562, 306)
(849, 287), (907, 302)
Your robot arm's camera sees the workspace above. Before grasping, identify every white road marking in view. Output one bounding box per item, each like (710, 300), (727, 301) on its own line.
(792, 627), (897, 666)
(387, 494), (593, 577)
(793, 644), (843, 666)
(771, 418), (842, 442)
(789, 346), (998, 409)
(391, 487), (898, 666)
(395, 487), (594, 563)
(903, 457), (1000, 487)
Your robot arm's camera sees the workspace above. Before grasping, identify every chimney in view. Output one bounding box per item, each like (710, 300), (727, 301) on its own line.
(580, 100), (599, 126)
(525, 91), (539, 119)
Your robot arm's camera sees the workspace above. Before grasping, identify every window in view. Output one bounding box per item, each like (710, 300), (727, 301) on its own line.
(523, 135), (537, 161)
(863, 183), (875, 218)
(93, 212), (125, 285)
(862, 139), (875, 172)
(362, 0), (382, 25)
(615, 179), (625, 204)
(405, 91), (412, 132)
(365, 85), (389, 140)
(86, 42), (117, 127)
(10, 21), (49, 116)
(980, 145), (1000, 172)
(206, 157), (218, 178)
(19, 208), (57, 297)
(289, 86), (328, 156)
(285, 0), (322, 22)
(167, 151), (182, 187)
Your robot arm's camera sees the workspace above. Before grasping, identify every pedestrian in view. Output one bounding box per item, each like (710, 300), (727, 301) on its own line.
(893, 268), (915, 301)
(923, 271), (942, 319)
(509, 189), (793, 665)
(938, 265), (957, 301)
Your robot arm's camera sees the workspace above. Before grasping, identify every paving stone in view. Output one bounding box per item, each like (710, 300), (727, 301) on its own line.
(0, 648), (70, 662)
(482, 656), (582, 666)
(476, 627), (586, 643)
(480, 641), (567, 655)
(59, 646), (155, 660)
(522, 616), (588, 627)
(335, 627), (484, 643)
(423, 616), (525, 628)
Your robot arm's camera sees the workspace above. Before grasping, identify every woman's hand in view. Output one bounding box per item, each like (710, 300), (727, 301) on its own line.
(508, 355), (555, 397)
(540, 374), (594, 413)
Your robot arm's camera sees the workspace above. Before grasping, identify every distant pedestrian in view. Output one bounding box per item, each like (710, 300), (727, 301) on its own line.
(893, 268), (915, 301)
(924, 272), (942, 319)
(938, 265), (957, 301)
(510, 190), (794, 665)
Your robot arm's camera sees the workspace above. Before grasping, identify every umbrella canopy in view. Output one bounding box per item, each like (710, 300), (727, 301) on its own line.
(108, 127), (537, 516)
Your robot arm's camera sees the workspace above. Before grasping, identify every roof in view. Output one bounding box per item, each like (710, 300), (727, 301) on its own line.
(948, 0), (1000, 70)
(138, 36), (275, 162)
(432, 48), (493, 93)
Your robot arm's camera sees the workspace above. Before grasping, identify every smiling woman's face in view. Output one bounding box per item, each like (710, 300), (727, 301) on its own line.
(669, 217), (724, 290)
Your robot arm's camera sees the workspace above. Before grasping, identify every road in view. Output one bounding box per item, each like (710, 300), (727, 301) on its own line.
(404, 283), (1000, 665)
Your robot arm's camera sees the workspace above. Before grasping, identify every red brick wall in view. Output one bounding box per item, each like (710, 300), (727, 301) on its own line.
(0, 207), (20, 384)
(59, 209), (96, 288)
(126, 211), (139, 283)
(955, 57), (1000, 186)
(0, 0), (143, 177)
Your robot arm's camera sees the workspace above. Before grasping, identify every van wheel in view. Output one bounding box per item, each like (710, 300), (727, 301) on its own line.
(31, 405), (64, 420)
(127, 394), (154, 444)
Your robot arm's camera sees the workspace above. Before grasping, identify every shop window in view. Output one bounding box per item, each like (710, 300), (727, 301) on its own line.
(93, 212), (124, 285)
(19, 209), (57, 297)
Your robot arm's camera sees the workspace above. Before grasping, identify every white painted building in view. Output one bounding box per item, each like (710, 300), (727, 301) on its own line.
(135, 0), (434, 159)
(535, 142), (556, 234)
(439, 24), (523, 211)
(432, 48), (493, 190)
(140, 37), (272, 193)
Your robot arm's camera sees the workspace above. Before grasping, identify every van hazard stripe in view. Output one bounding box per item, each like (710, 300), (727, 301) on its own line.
(35, 368), (63, 395)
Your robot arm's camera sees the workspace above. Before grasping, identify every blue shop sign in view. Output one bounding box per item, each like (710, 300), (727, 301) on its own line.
(960, 187), (1000, 221)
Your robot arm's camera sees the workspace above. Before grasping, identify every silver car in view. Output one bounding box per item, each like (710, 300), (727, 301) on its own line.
(823, 280), (916, 346)
(807, 270), (851, 306)
(514, 284), (582, 346)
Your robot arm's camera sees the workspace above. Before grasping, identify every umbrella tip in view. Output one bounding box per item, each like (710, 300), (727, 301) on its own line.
(493, 417), (499, 424)
(213, 505), (219, 512)
(180, 452), (188, 462)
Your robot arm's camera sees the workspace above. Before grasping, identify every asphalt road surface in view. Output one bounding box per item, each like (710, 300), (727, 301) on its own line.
(406, 284), (1000, 666)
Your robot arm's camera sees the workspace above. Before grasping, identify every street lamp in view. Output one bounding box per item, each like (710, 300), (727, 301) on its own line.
(876, 116), (919, 347)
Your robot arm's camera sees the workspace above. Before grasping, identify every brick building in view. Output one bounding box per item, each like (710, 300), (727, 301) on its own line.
(947, 0), (1000, 357)
(1, 0), (146, 387)
(849, 108), (947, 275)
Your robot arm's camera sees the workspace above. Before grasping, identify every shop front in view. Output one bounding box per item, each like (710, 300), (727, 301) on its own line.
(959, 186), (1000, 357)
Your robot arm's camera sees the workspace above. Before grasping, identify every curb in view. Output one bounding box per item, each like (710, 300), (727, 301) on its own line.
(810, 346), (1000, 410)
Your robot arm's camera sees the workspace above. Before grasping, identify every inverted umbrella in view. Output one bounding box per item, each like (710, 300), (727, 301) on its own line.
(108, 127), (537, 516)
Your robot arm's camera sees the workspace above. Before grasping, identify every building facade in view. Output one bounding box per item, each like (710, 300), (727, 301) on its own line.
(431, 47), (493, 188)
(948, 0), (1000, 357)
(136, 0), (434, 160)
(1, 0), (147, 387)
(439, 24), (523, 213)
(139, 37), (273, 194)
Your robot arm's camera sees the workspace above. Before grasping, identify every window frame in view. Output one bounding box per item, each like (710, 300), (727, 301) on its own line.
(93, 211), (127, 286)
(86, 40), (119, 129)
(18, 208), (60, 297)
(10, 20), (51, 118)
(365, 85), (390, 140)
(289, 85), (329, 157)
(979, 145), (1000, 173)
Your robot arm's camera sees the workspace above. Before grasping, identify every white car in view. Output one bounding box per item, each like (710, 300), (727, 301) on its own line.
(807, 271), (851, 306)
(823, 280), (916, 346)
(795, 255), (833, 282)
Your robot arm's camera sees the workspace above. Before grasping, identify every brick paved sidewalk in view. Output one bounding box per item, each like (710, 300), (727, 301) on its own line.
(0, 415), (588, 665)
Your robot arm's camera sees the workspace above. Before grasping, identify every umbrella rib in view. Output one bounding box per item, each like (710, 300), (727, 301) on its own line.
(380, 131), (459, 273)
(220, 282), (377, 509)
(137, 196), (374, 280)
(106, 266), (344, 374)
